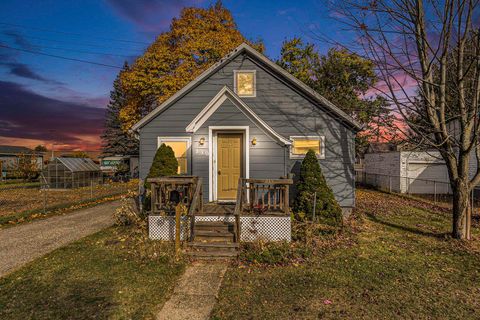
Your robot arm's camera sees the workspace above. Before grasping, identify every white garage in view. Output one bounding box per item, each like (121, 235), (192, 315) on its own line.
(364, 150), (451, 194)
(406, 162), (450, 194)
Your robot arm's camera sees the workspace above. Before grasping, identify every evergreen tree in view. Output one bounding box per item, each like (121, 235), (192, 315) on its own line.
(34, 145), (47, 152)
(101, 62), (139, 156)
(143, 144), (178, 211)
(294, 150), (342, 226)
(146, 144), (178, 180)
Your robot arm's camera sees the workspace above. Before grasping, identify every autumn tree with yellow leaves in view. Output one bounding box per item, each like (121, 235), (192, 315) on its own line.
(119, 1), (263, 130)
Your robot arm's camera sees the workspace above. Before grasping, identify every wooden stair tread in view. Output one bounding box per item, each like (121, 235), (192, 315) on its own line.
(188, 242), (239, 248)
(195, 230), (234, 236)
(187, 250), (238, 257)
(197, 213), (235, 216)
(195, 221), (233, 226)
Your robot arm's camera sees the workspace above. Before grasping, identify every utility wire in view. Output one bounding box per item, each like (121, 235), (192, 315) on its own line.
(0, 22), (150, 45)
(0, 43), (123, 69)
(1, 32), (145, 52)
(24, 42), (138, 58)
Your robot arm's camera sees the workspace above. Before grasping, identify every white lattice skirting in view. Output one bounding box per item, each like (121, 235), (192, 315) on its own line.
(148, 216), (190, 241)
(149, 215), (291, 242)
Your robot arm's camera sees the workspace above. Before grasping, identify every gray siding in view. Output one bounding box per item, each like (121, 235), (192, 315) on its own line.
(139, 53), (356, 207)
(193, 99), (286, 199)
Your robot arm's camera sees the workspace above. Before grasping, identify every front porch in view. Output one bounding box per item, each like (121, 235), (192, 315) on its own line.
(147, 176), (293, 247)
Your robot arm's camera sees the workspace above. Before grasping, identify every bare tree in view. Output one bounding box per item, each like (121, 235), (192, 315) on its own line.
(328, 0), (479, 239)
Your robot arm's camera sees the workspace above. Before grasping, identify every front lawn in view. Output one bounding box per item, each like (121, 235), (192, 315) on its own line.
(0, 227), (185, 319)
(212, 188), (480, 319)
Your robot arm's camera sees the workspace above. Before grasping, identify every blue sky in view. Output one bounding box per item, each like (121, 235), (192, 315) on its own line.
(0, 0), (345, 150)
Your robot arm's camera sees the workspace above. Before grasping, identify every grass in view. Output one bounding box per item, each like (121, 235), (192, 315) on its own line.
(212, 188), (480, 319)
(0, 180), (40, 189)
(0, 180), (137, 226)
(0, 226), (185, 320)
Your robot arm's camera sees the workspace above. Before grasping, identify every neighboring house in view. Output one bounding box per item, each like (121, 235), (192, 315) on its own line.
(132, 43), (361, 215)
(99, 155), (139, 177)
(0, 145), (44, 180)
(363, 143), (451, 194)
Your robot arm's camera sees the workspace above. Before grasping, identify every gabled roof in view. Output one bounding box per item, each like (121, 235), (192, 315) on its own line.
(186, 86), (291, 145)
(0, 145), (35, 155)
(56, 157), (100, 172)
(132, 43), (362, 132)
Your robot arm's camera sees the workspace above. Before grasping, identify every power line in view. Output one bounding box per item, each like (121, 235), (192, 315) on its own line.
(1, 32), (145, 52)
(0, 22), (151, 45)
(0, 43), (123, 69)
(25, 42), (138, 58)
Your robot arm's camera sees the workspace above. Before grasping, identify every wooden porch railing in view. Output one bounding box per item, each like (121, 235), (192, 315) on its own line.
(233, 177), (293, 243)
(187, 177), (203, 241)
(147, 176), (203, 242)
(148, 176), (199, 214)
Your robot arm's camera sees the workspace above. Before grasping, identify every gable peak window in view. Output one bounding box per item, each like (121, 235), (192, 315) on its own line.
(234, 70), (256, 97)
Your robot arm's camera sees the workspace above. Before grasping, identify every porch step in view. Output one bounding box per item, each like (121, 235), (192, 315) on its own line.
(194, 230), (235, 242)
(186, 250), (238, 259)
(195, 221), (234, 232)
(188, 242), (239, 252)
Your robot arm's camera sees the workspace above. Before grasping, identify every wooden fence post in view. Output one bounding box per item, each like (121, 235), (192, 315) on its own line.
(175, 204), (181, 259)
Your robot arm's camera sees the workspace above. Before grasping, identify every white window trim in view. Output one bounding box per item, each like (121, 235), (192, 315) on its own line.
(233, 70), (256, 97)
(208, 126), (250, 202)
(157, 136), (192, 174)
(289, 136), (325, 160)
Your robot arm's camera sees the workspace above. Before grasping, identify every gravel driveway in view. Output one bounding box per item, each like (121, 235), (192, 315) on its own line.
(0, 201), (120, 278)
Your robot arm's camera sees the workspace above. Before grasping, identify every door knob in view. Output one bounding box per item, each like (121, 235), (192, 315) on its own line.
(218, 170), (221, 175)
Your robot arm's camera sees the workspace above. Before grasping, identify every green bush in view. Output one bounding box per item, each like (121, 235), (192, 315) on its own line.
(143, 144), (178, 211)
(293, 149), (343, 227)
(146, 144), (178, 180)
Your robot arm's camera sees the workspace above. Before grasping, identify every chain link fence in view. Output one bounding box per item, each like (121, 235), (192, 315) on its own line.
(0, 178), (138, 224)
(356, 170), (480, 215)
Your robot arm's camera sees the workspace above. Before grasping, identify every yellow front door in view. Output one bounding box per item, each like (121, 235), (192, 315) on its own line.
(217, 133), (242, 200)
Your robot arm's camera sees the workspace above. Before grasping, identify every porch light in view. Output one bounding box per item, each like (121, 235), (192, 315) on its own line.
(199, 137), (205, 145)
(251, 137), (257, 145)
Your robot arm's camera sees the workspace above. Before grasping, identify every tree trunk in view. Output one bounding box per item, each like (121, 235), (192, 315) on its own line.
(451, 179), (471, 240)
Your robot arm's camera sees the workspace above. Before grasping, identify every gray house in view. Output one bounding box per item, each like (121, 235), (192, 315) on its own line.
(132, 43), (361, 216)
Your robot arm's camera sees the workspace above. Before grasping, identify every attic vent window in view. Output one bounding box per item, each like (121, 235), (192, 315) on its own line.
(234, 70), (256, 97)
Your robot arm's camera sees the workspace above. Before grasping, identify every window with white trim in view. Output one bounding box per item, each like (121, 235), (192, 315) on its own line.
(234, 70), (256, 97)
(157, 137), (191, 174)
(289, 136), (325, 159)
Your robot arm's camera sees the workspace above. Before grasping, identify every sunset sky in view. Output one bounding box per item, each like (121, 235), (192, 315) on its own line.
(0, 0), (354, 151)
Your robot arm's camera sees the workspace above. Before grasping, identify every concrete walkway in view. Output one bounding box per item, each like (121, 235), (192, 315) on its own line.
(157, 262), (227, 320)
(0, 201), (120, 277)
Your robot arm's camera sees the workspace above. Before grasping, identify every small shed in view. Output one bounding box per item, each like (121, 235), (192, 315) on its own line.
(43, 157), (102, 188)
